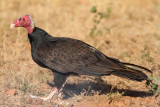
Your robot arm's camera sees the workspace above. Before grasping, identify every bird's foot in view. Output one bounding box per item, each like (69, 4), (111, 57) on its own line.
(57, 92), (63, 100)
(30, 87), (58, 101)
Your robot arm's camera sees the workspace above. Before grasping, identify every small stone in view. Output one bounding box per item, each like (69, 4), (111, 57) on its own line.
(6, 89), (16, 96)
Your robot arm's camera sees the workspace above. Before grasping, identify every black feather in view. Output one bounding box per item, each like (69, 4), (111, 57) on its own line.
(28, 27), (152, 91)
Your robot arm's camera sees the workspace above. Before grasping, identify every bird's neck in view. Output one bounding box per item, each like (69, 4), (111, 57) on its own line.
(26, 25), (35, 34)
(28, 27), (50, 48)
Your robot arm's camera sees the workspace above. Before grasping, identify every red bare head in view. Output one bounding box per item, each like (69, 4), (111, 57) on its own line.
(10, 15), (35, 34)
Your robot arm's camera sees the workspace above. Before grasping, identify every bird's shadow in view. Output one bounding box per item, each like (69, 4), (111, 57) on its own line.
(47, 79), (153, 100)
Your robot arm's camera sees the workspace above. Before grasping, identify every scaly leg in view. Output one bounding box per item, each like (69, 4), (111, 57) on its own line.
(54, 72), (67, 100)
(30, 72), (67, 101)
(57, 78), (68, 99)
(30, 87), (58, 101)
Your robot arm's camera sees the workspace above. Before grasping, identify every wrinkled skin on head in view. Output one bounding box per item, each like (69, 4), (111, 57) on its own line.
(10, 15), (35, 34)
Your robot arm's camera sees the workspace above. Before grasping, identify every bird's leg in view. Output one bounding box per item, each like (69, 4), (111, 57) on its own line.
(53, 72), (67, 100)
(30, 72), (67, 101)
(57, 78), (68, 99)
(30, 87), (58, 101)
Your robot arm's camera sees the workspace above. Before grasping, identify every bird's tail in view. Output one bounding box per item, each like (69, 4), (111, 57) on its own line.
(121, 62), (152, 73)
(112, 63), (152, 81)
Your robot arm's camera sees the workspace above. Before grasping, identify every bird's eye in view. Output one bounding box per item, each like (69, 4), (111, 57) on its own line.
(19, 18), (21, 21)
(23, 18), (25, 21)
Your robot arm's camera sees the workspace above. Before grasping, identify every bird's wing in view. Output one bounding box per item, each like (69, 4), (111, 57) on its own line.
(35, 37), (126, 76)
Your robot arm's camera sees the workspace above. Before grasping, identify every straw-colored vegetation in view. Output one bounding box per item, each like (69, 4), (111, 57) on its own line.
(0, 0), (160, 106)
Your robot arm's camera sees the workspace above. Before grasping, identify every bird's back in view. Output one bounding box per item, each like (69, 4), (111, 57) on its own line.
(28, 27), (150, 81)
(32, 35), (125, 75)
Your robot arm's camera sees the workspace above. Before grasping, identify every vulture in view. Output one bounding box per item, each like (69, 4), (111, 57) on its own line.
(10, 15), (152, 101)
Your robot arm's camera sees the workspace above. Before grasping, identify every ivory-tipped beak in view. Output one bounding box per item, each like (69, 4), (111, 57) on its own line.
(10, 24), (15, 29)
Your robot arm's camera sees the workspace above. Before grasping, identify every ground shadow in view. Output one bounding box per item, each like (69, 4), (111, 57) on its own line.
(47, 79), (153, 100)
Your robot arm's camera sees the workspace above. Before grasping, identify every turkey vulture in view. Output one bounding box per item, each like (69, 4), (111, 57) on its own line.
(10, 15), (152, 101)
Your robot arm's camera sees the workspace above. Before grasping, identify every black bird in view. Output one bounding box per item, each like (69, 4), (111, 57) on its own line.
(10, 15), (152, 101)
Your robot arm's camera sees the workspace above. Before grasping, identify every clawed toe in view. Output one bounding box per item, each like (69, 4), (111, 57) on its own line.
(30, 87), (58, 101)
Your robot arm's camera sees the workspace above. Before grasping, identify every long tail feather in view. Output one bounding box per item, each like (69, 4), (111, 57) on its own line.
(121, 62), (152, 73)
(112, 67), (149, 81)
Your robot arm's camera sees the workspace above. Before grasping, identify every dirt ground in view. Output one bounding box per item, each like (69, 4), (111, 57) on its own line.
(0, 0), (160, 106)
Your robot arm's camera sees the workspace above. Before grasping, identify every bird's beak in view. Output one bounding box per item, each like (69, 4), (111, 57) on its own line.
(10, 23), (15, 29)
(10, 18), (20, 29)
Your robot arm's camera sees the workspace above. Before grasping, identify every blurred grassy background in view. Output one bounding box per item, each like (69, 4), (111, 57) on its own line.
(0, 0), (160, 106)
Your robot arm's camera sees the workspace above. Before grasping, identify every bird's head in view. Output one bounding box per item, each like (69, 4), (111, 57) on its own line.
(10, 15), (35, 34)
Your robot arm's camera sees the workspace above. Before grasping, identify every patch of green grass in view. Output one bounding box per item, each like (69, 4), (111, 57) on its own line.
(90, 6), (112, 37)
(141, 46), (154, 62)
(21, 82), (30, 92)
(118, 51), (131, 59)
(146, 75), (160, 97)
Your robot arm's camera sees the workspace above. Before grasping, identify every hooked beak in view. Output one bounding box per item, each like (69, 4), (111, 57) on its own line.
(10, 18), (20, 29)
(10, 24), (15, 29)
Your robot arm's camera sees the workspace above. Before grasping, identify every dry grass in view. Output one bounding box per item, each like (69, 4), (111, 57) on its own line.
(0, 0), (160, 106)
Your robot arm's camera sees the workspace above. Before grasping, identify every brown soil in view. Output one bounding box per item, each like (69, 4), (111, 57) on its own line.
(0, 0), (160, 106)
